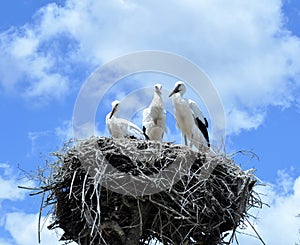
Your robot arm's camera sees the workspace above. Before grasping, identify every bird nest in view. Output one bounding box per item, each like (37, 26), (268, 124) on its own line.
(31, 137), (262, 245)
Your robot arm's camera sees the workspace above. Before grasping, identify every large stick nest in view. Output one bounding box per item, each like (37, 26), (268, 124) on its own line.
(36, 137), (261, 245)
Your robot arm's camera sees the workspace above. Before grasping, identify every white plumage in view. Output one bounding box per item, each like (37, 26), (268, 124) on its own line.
(169, 81), (210, 148)
(106, 100), (145, 139)
(142, 84), (167, 141)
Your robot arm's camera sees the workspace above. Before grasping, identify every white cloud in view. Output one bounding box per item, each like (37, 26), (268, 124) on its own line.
(55, 120), (73, 141)
(3, 212), (76, 245)
(0, 163), (33, 201)
(226, 108), (265, 135)
(0, 27), (70, 103)
(0, 0), (300, 134)
(0, 238), (13, 245)
(232, 171), (300, 245)
(27, 131), (51, 157)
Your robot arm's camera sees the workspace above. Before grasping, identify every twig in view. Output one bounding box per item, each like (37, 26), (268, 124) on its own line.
(38, 191), (45, 244)
(245, 218), (266, 245)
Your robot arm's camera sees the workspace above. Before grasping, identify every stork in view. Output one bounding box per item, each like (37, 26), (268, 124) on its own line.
(169, 81), (210, 148)
(142, 84), (167, 141)
(106, 100), (145, 139)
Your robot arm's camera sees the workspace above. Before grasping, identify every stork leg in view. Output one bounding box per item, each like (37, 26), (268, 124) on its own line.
(184, 135), (188, 146)
(190, 134), (194, 148)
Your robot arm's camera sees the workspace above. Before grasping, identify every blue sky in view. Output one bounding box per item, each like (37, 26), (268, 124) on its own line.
(1, 0), (300, 244)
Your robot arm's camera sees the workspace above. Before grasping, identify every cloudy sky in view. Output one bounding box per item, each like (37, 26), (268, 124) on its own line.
(1, 0), (300, 244)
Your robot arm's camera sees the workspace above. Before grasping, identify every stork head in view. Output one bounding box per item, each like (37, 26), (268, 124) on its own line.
(154, 83), (163, 95)
(109, 100), (120, 119)
(169, 81), (186, 97)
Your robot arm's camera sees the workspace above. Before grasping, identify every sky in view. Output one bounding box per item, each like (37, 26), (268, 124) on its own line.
(0, 0), (300, 244)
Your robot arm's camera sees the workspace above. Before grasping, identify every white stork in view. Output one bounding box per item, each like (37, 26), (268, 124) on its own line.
(142, 84), (167, 141)
(106, 100), (145, 139)
(169, 81), (210, 148)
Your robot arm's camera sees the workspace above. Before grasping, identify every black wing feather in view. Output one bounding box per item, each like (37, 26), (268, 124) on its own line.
(142, 126), (150, 140)
(195, 117), (210, 147)
(204, 118), (209, 128)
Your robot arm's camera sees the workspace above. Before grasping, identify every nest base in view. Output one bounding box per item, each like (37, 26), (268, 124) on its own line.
(41, 137), (259, 245)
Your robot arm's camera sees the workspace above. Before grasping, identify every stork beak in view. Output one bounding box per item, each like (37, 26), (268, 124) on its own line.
(109, 107), (116, 119)
(169, 90), (175, 97)
(169, 88), (178, 97)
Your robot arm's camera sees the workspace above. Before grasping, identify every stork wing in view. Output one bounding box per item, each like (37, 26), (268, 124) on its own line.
(128, 123), (145, 139)
(119, 118), (145, 140)
(188, 99), (208, 128)
(162, 109), (167, 133)
(142, 108), (151, 139)
(143, 106), (167, 135)
(142, 108), (151, 128)
(188, 99), (210, 146)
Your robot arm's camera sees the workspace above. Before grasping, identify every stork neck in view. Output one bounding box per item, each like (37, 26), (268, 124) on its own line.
(152, 91), (162, 104)
(171, 92), (182, 104)
(155, 91), (162, 98)
(111, 109), (119, 118)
